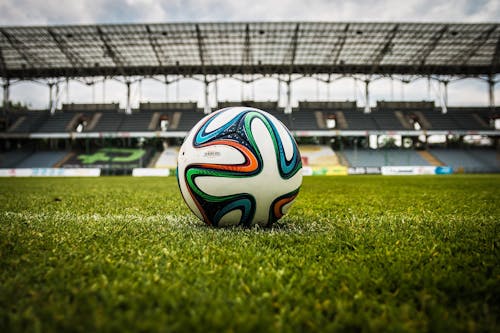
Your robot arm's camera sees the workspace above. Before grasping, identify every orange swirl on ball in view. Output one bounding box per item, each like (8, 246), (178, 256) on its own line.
(273, 193), (298, 219)
(197, 140), (259, 173)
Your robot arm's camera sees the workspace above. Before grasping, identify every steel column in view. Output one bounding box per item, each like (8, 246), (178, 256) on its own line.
(214, 78), (219, 107)
(364, 80), (371, 113)
(126, 80), (131, 114)
(3, 79), (9, 111)
(285, 79), (292, 114)
(427, 77), (431, 100)
(204, 78), (211, 114)
(48, 83), (54, 110)
(102, 78), (106, 103)
(277, 78), (281, 105)
(66, 77), (69, 104)
(164, 78), (169, 102)
(390, 78), (394, 100)
(50, 83), (59, 114)
(442, 81), (448, 114)
(488, 75), (495, 107)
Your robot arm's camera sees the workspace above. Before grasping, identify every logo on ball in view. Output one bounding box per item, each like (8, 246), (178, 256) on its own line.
(177, 107), (302, 227)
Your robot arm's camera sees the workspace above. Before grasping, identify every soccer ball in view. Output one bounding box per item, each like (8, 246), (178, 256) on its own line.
(177, 107), (302, 227)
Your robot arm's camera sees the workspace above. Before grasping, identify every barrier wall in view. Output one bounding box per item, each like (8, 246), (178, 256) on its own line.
(302, 166), (348, 176)
(0, 166), (453, 177)
(0, 168), (101, 177)
(132, 168), (170, 177)
(381, 166), (453, 175)
(348, 167), (382, 175)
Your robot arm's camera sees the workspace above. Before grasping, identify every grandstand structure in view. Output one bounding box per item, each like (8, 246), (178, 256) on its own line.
(0, 22), (499, 174)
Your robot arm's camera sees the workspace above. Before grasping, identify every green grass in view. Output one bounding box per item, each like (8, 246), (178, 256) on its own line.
(0, 175), (499, 332)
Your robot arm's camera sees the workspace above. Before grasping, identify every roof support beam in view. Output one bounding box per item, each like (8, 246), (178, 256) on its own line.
(0, 28), (45, 69)
(242, 24), (253, 67)
(146, 25), (164, 67)
(493, 34), (500, 74)
(0, 30), (6, 77)
(370, 24), (399, 74)
(411, 25), (448, 72)
(325, 24), (349, 69)
(286, 23), (300, 74)
(195, 25), (210, 112)
(47, 28), (86, 69)
(1, 63), (496, 78)
(195, 24), (206, 72)
(0, 41), (6, 77)
(452, 24), (497, 65)
(96, 27), (126, 75)
(494, 34), (500, 60)
(283, 24), (300, 114)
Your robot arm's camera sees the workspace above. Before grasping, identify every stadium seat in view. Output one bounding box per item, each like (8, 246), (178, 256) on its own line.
(15, 151), (69, 168)
(342, 149), (430, 167)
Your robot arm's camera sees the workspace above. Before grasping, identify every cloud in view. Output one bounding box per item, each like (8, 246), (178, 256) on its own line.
(0, 0), (94, 26)
(155, 0), (500, 22)
(1, 0), (498, 26)
(0, 0), (498, 108)
(0, 0), (171, 26)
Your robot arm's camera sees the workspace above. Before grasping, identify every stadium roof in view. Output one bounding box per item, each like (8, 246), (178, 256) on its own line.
(0, 21), (499, 79)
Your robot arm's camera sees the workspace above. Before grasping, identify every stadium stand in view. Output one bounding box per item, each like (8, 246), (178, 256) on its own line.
(290, 111), (322, 131)
(154, 148), (179, 169)
(138, 102), (204, 132)
(62, 104), (121, 132)
(301, 101), (357, 130)
(467, 149), (500, 170)
(343, 149), (431, 167)
(6, 111), (48, 133)
(451, 109), (482, 127)
(89, 113), (124, 132)
(119, 112), (154, 132)
(215, 101), (296, 129)
(1, 102), (498, 134)
(141, 102), (198, 111)
(269, 111), (292, 130)
(429, 149), (500, 173)
(0, 103), (498, 173)
(36, 112), (76, 133)
(447, 112), (489, 131)
(0, 150), (33, 168)
(299, 145), (341, 166)
(61, 147), (155, 175)
(217, 101), (278, 110)
(418, 111), (464, 130)
(15, 151), (68, 168)
(62, 103), (120, 112)
(176, 110), (205, 131)
(343, 111), (379, 130)
(372, 101), (498, 131)
(370, 107), (410, 131)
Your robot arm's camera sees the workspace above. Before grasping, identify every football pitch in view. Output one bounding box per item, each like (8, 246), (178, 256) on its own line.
(1, 175), (499, 332)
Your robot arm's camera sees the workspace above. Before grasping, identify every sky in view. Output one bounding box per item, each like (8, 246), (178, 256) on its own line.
(1, 0), (499, 109)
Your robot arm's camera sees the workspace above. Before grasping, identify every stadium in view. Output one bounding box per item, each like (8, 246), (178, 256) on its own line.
(1, 19), (499, 332)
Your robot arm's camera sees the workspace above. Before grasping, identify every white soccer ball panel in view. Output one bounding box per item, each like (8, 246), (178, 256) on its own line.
(205, 107), (244, 132)
(266, 113), (296, 161)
